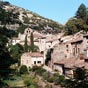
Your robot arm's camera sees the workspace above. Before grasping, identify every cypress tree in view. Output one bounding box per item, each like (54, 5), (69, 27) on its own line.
(24, 35), (28, 52)
(30, 32), (34, 52)
(76, 4), (87, 19)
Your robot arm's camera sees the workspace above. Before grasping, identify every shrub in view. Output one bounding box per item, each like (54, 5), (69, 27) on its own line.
(47, 77), (56, 83)
(30, 84), (36, 88)
(19, 65), (28, 74)
(54, 75), (65, 85)
(32, 66), (46, 76)
(23, 75), (36, 88)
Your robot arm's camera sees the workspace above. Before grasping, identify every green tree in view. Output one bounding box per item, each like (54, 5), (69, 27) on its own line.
(17, 25), (27, 34)
(65, 4), (88, 35)
(30, 32), (34, 50)
(65, 19), (78, 35)
(65, 17), (88, 35)
(30, 32), (39, 52)
(24, 35), (29, 52)
(76, 3), (88, 19)
(19, 65), (28, 74)
(45, 49), (52, 65)
(10, 43), (24, 65)
(64, 68), (88, 88)
(0, 27), (16, 80)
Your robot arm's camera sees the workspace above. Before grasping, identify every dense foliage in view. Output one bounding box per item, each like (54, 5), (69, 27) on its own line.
(63, 68), (88, 88)
(65, 4), (88, 35)
(24, 33), (39, 52)
(24, 35), (29, 52)
(0, 7), (20, 25)
(45, 48), (53, 65)
(10, 43), (24, 65)
(19, 65), (28, 74)
(0, 27), (16, 80)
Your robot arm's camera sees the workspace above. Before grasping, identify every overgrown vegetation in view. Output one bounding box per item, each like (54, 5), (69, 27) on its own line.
(63, 68), (88, 88)
(0, 26), (16, 87)
(45, 48), (53, 65)
(19, 65), (28, 74)
(10, 43), (24, 65)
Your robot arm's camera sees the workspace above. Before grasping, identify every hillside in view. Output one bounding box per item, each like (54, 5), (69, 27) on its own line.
(0, 1), (63, 34)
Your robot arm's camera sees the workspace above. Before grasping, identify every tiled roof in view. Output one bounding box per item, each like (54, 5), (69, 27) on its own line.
(29, 52), (43, 57)
(83, 33), (88, 37)
(65, 59), (84, 68)
(54, 58), (84, 68)
(54, 58), (70, 65)
(71, 37), (83, 44)
(23, 52), (44, 57)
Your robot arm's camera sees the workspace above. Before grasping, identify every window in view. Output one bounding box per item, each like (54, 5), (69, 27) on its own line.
(37, 61), (41, 64)
(26, 60), (28, 64)
(34, 61), (36, 64)
(26, 31), (28, 33)
(66, 45), (68, 48)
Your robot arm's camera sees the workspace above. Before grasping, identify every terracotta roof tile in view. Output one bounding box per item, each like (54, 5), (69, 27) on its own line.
(29, 52), (43, 57)
(54, 58), (84, 68)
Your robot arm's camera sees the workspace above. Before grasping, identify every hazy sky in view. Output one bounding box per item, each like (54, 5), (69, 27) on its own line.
(3, 0), (88, 24)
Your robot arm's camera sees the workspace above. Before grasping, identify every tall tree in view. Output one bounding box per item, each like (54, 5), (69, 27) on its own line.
(30, 32), (39, 52)
(76, 3), (88, 19)
(64, 68), (88, 88)
(0, 27), (16, 80)
(24, 35), (29, 52)
(10, 43), (24, 65)
(45, 49), (52, 65)
(30, 32), (34, 46)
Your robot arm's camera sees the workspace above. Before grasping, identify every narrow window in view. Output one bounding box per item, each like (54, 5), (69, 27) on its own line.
(66, 45), (68, 48)
(37, 61), (41, 64)
(34, 61), (36, 64)
(26, 60), (28, 64)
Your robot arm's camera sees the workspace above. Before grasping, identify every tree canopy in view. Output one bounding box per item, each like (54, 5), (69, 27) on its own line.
(0, 27), (16, 79)
(76, 3), (88, 19)
(64, 68), (88, 88)
(10, 43), (24, 65)
(65, 4), (88, 35)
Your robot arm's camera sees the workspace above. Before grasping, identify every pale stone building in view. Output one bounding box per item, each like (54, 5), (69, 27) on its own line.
(54, 58), (84, 76)
(21, 52), (44, 68)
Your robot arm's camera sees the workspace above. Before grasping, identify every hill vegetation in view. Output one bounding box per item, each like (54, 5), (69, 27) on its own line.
(65, 3), (88, 35)
(0, 1), (63, 34)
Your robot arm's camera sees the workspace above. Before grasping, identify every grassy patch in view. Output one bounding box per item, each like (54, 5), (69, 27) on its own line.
(4, 75), (25, 87)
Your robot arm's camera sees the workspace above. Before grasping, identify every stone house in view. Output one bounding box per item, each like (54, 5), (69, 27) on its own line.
(71, 37), (84, 58)
(51, 33), (88, 76)
(51, 40), (72, 69)
(54, 58), (84, 76)
(21, 52), (44, 68)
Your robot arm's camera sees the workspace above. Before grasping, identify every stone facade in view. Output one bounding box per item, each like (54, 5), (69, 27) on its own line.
(21, 52), (44, 68)
(51, 32), (88, 76)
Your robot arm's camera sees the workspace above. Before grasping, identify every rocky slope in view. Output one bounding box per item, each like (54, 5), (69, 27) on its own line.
(0, 1), (63, 34)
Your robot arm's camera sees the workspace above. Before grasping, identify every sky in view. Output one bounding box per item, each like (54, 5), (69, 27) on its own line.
(3, 0), (88, 24)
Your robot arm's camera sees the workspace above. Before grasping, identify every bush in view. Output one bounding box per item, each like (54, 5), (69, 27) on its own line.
(32, 66), (46, 76)
(30, 84), (36, 88)
(19, 65), (28, 74)
(23, 75), (36, 88)
(54, 75), (65, 85)
(47, 77), (56, 83)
